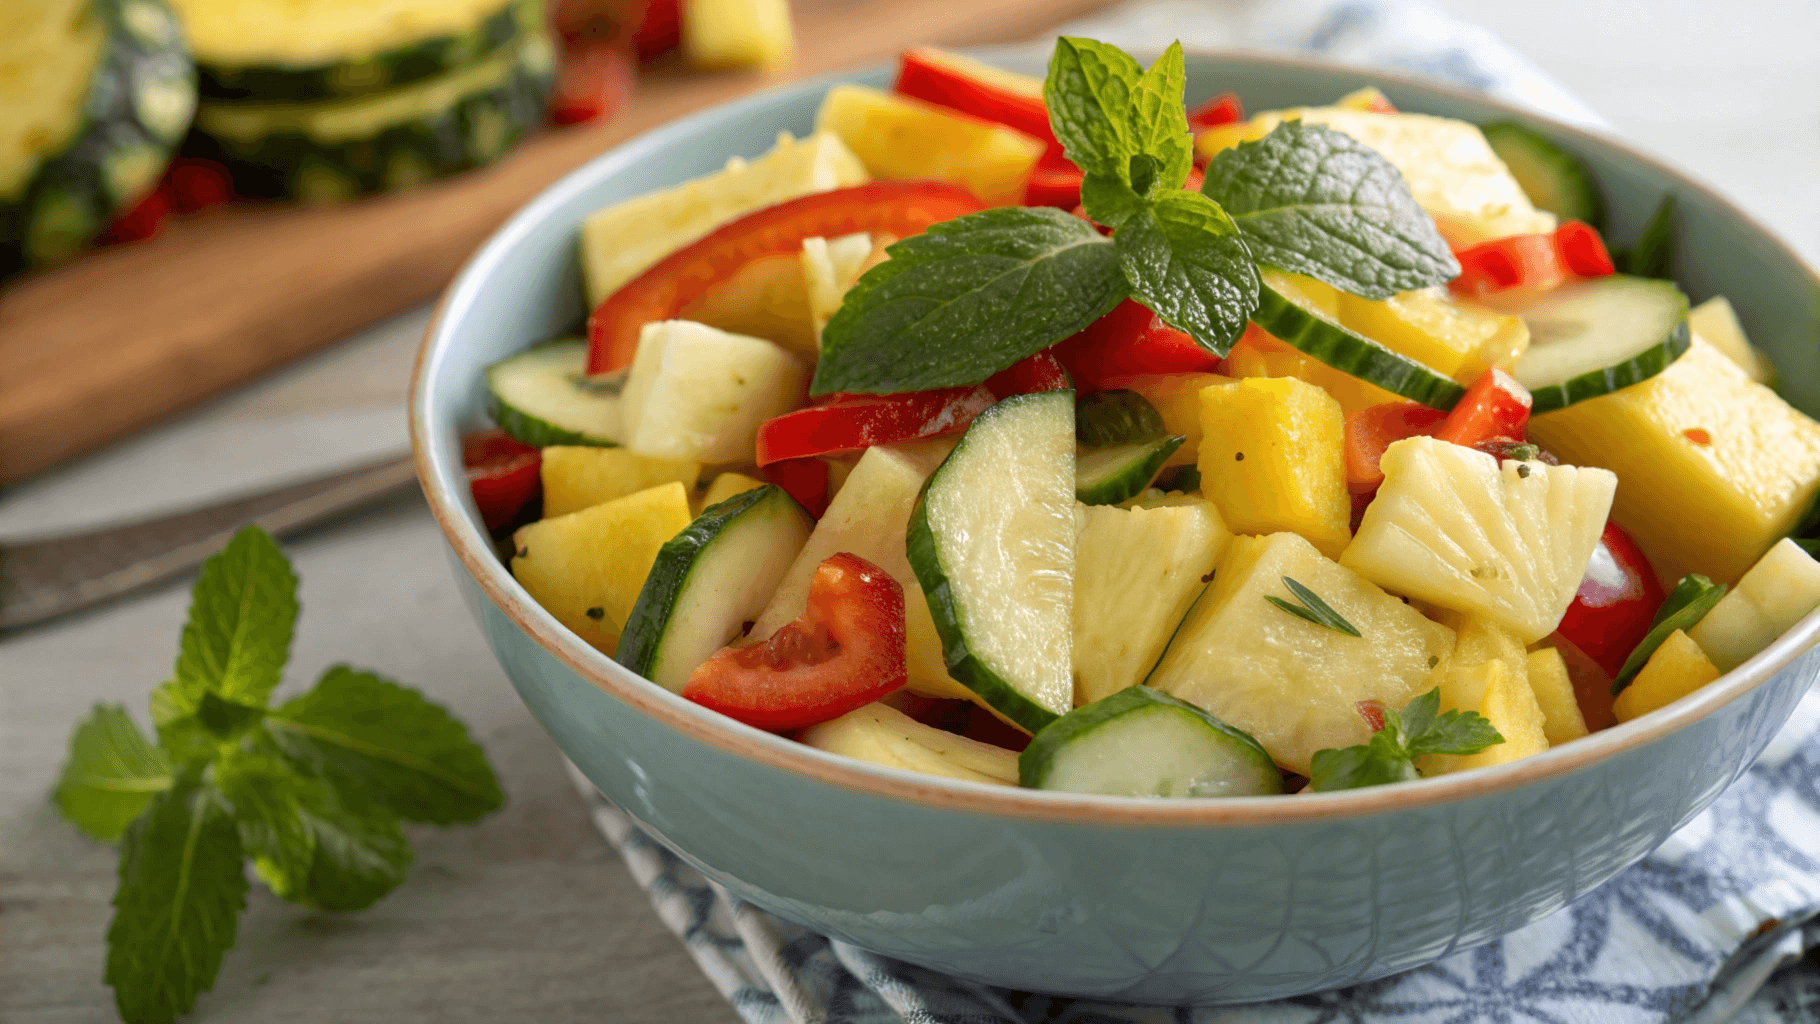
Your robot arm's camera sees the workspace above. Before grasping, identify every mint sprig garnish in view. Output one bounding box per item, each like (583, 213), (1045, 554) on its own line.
(1309, 688), (1504, 792)
(812, 36), (1459, 395)
(52, 526), (503, 1023)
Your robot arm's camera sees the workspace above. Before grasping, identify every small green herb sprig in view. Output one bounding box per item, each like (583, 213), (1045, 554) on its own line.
(812, 36), (1459, 396)
(53, 527), (504, 1024)
(1265, 576), (1361, 637)
(1309, 688), (1504, 792)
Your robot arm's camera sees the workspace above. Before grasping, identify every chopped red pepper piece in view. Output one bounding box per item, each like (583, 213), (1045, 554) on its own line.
(683, 552), (907, 731)
(762, 457), (833, 518)
(550, 40), (635, 125)
(1344, 369), (1531, 496)
(985, 350), (1072, 395)
(1052, 299), (1221, 391)
(1430, 367), (1532, 449)
(1344, 401), (1448, 494)
(756, 386), (996, 467)
(98, 184), (170, 245)
(1186, 91), (1244, 131)
(632, 0), (681, 59)
(463, 429), (542, 530)
(168, 158), (234, 213)
(1557, 521), (1666, 680)
(1449, 220), (1615, 299)
(894, 48), (1057, 155)
(1553, 220), (1616, 277)
(588, 181), (986, 373)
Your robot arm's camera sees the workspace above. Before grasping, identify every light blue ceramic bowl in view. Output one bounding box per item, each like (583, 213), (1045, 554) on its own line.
(411, 48), (1820, 1003)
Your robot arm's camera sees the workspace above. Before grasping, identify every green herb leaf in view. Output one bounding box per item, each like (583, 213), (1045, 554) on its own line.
(1122, 42), (1193, 196)
(812, 206), (1126, 394)
(54, 704), (173, 844)
(105, 785), (247, 1024)
(1622, 194), (1677, 280)
(1043, 37), (1142, 179)
(1405, 713), (1506, 759)
(1309, 688), (1503, 791)
(1200, 120), (1458, 299)
(266, 666), (505, 824)
(1309, 729), (1419, 790)
(1612, 573), (1727, 694)
(1266, 576), (1363, 637)
(169, 526), (299, 710)
(1113, 188), (1259, 356)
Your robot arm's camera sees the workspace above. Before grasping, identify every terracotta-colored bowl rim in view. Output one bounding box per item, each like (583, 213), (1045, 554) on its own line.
(411, 46), (1820, 827)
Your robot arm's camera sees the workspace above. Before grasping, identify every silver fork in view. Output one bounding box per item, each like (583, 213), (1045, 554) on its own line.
(0, 455), (419, 631)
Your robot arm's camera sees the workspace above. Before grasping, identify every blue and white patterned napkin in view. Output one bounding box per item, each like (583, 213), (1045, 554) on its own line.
(567, 2), (1820, 1020)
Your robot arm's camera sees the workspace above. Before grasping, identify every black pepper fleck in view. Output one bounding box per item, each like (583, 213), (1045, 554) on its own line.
(585, 607), (605, 620)
(1428, 655), (1440, 669)
(1517, 464), (1531, 479)
(516, 546), (528, 558)
(1235, 452), (1245, 461)
(1200, 570), (1217, 583)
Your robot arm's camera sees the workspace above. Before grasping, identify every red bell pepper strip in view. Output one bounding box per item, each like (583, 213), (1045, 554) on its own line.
(632, 0), (681, 59)
(985, 350), (1071, 394)
(98, 184), (170, 245)
(1449, 220), (1615, 299)
(1344, 401), (1448, 494)
(1186, 91), (1244, 131)
(588, 181), (986, 373)
(1554, 219), (1616, 277)
(756, 386), (996, 467)
(1556, 522), (1666, 680)
(168, 158), (234, 214)
(550, 40), (635, 125)
(1430, 367), (1532, 449)
(1052, 299), (1222, 391)
(1347, 369), (1536, 496)
(762, 457), (833, 518)
(894, 48), (1056, 151)
(683, 552), (907, 731)
(463, 429), (542, 530)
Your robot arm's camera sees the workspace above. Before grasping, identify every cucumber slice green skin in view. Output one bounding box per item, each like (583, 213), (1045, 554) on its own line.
(1076, 390), (1167, 446)
(616, 485), (812, 692)
(1528, 321), (1688, 414)
(1611, 574), (1727, 695)
(1251, 275), (1468, 411)
(1076, 436), (1185, 506)
(1481, 121), (1606, 230)
(486, 339), (621, 448)
(1019, 685), (1283, 797)
(1513, 276), (1692, 414)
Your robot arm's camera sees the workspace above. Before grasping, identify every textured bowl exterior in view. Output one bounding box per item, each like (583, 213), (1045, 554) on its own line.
(414, 49), (1820, 1003)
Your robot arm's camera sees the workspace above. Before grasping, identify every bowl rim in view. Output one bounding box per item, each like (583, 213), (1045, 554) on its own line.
(411, 45), (1820, 827)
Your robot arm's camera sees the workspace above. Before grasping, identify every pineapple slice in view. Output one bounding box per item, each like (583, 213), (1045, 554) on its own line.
(1614, 629), (1721, 722)
(1073, 499), (1233, 706)
(510, 483), (693, 653)
(620, 320), (808, 464)
(1339, 287), (1530, 384)
(1103, 372), (1232, 468)
(800, 703), (1018, 785)
(800, 231), (875, 344)
(1419, 658), (1550, 774)
(815, 84), (1045, 206)
(1526, 647), (1590, 745)
(1197, 376), (1352, 559)
(1148, 532), (1455, 774)
(540, 446), (700, 519)
(1341, 436), (1616, 643)
(696, 471), (767, 512)
(1688, 538), (1820, 672)
(1688, 296), (1773, 385)
(1528, 337), (1820, 585)
(681, 0), (793, 71)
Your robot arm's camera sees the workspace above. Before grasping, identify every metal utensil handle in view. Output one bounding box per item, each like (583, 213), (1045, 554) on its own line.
(0, 454), (420, 630)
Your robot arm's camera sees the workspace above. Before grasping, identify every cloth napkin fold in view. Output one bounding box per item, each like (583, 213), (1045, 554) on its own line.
(568, 1), (1820, 1020)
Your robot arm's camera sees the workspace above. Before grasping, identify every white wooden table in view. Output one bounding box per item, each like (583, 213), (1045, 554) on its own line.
(4, 2), (1817, 1021)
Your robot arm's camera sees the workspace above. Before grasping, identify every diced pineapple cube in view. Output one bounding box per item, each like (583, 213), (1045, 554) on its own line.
(1614, 629), (1721, 722)
(1103, 372), (1232, 468)
(681, 0), (793, 71)
(1073, 499), (1233, 705)
(620, 320), (808, 464)
(1688, 538), (1820, 672)
(697, 471), (767, 511)
(815, 84), (1045, 206)
(800, 703), (1018, 785)
(1420, 658), (1550, 774)
(1227, 322), (1402, 416)
(1689, 296), (1774, 385)
(510, 483), (693, 653)
(801, 231), (875, 343)
(580, 131), (867, 305)
(1341, 436), (1616, 642)
(1339, 287), (1531, 384)
(540, 446), (700, 519)
(1526, 647), (1590, 745)
(1149, 532), (1456, 774)
(1198, 376), (1352, 558)
(1528, 338), (1820, 586)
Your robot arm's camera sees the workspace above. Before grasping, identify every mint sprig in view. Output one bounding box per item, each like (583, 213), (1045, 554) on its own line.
(1309, 688), (1504, 792)
(811, 36), (1458, 395)
(52, 526), (504, 1023)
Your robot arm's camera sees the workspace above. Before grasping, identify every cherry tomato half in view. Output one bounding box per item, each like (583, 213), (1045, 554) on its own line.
(1557, 521), (1666, 680)
(463, 429), (542, 530)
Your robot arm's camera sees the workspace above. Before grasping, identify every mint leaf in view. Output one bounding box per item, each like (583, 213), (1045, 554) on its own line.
(1123, 42), (1193, 196)
(1405, 708), (1506, 759)
(1309, 730), (1418, 791)
(1309, 688), (1502, 791)
(149, 681), (220, 767)
(266, 666), (504, 824)
(1044, 37), (1142, 179)
(54, 704), (173, 843)
(1114, 189), (1259, 356)
(812, 206), (1125, 395)
(1200, 120), (1458, 299)
(170, 526), (298, 709)
(105, 785), (247, 1024)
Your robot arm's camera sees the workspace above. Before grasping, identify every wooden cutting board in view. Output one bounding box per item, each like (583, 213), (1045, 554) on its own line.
(0, 0), (1117, 486)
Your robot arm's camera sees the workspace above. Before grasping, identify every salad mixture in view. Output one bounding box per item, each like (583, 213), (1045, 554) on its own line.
(465, 39), (1820, 797)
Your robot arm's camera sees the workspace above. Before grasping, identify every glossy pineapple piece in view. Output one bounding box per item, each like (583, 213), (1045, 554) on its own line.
(1197, 375), (1352, 558)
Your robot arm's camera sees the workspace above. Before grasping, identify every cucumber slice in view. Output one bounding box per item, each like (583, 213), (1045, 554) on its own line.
(486, 339), (622, 447)
(1512, 276), (1691, 414)
(1481, 121), (1605, 229)
(1611, 574), (1727, 695)
(1019, 686), (1283, 797)
(1076, 435), (1184, 506)
(616, 485), (813, 692)
(907, 390), (1077, 732)
(1251, 270), (1468, 410)
(1076, 389), (1166, 446)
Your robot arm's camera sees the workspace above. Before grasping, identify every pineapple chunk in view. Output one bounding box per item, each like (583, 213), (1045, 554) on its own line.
(1420, 658), (1550, 774)
(1688, 538), (1820, 672)
(815, 84), (1045, 206)
(540, 446), (699, 519)
(510, 483), (692, 653)
(697, 471), (767, 511)
(1227, 322), (1402, 416)
(1689, 296), (1774, 385)
(1198, 376), (1352, 559)
(1339, 288), (1531, 384)
(1528, 337), (1820, 586)
(800, 231), (875, 343)
(681, 0), (793, 71)
(1335, 86), (1393, 112)
(579, 131), (867, 306)
(1073, 499), (1233, 705)
(1149, 532), (1455, 774)
(1526, 647), (1590, 745)
(800, 703), (1018, 785)
(1341, 436), (1616, 643)
(620, 320), (807, 464)
(675, 252), (817, 361)
(1614, 629), (1721, 722)
(1104, 372), (1232, 468)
